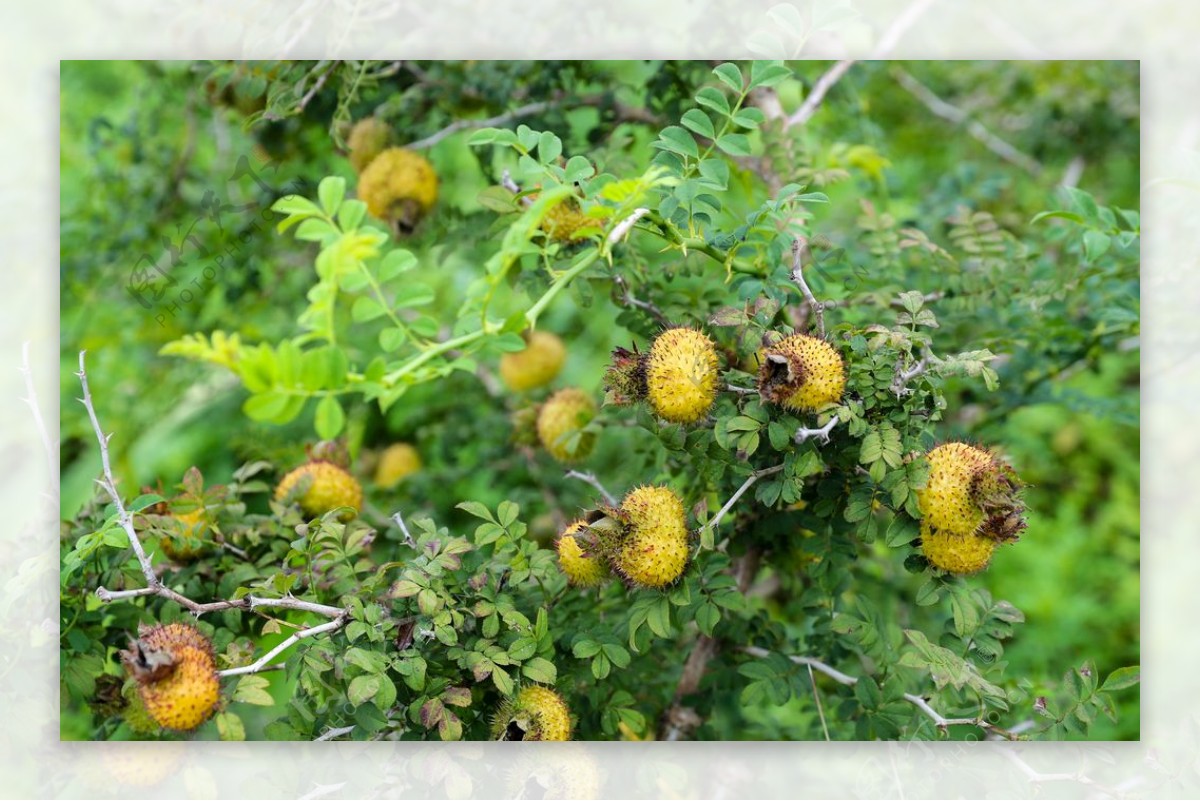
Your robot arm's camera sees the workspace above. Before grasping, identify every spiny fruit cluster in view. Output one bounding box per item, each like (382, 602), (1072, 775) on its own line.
(500, 330), (566, 392)
(357, 147), (438, 233)
(159, 507), (211, 564)
(757, 332), (846, 412)
(374, 442), (422, 489)
(121, 623), (220, 731)
(916, 442), (1027, 574)
(275, 460), (363, 520)
(536, 388), (597, 463)
(555, 485), (690, 590)
(605, 327), (720, 424)
(491, 685), (572, 741)
(538, 197), (597, 244)
(346, 117), (394, 174)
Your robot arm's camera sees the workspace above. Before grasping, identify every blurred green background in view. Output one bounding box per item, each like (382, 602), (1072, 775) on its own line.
(60, 60), (1139, 739)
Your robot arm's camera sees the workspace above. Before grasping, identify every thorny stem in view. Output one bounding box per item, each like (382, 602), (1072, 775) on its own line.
(703, 464), (785, 535)
(218, 617), (348, 677)
(790, 237), (825, 338)
(741, 645), (1020, 740)
(612, 274), (670, 327)
(891, 345), (937, 397)
(77, 351), (346, 677)
(794, 416), (839, 445)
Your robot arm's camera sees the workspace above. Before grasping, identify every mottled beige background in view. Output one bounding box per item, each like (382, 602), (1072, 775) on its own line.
(3, 0), (1187, 796)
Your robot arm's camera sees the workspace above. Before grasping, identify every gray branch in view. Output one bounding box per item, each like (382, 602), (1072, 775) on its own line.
(790, 237), (825, 338)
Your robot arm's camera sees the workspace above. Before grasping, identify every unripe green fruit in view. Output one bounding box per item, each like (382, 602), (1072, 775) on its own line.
(536, 388), (597, 463)
(347, 117), (393, 174)
(539, 198), (596, 243)
(374, 443), (422, 489)
(612, 485), (689, 588)
(275, 461), (363, 520)
(159, 508), (211, 564)
(916, 442), (1026, 574)
(757, 333), (845, 412)
(357, 147), (438, 233)
(555, 520), (610, 587)
(500, 331), (566, 392)
(645, 328), (720, 424)
(492, 685), (573, 741)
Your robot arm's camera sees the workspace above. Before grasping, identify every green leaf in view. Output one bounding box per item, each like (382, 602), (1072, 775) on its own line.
(715, 134), (751, 157)
(351, 296), (386, 323)
(456, 501), (495, 522)
(233, 675), (274, 706)
(347, 674), (381, 706)
(713, 63), (744, 92)
(508, 637), (538, 662)
(680, 109), (715, 139)
(656, 126), (699, 159)
(695, 87), (731, 117)
(1082, 230), (1112, 262)
(215, 711), (246, 741)
(1099, 665), (1140, 693)
(538, 131), (563, 164)
(522, 657), (557, 684)
(748, 61), (791, 89)
(314, 395), (345, 439)
(602, 643), (631, 669)
(318, 176), (346, 216)
(379, 249), (418, 282)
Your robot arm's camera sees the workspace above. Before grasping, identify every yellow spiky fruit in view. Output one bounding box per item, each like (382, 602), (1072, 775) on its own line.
(492, 685), (573, 741)
(536, 388), (597, 463)
(122, 623), (220, 732)
(347, 117), (393, 174)
(916, 442), (1027, 575)
(645, 328), (720, 424)
(612, 485), (689, 589)
(275, 461), (363, 520)
(159, 508), (211, 564)
(357, 147), (438, 232)
(555, 520), (610, 587)
(539, 198), (596, 243)
(500, 330), (566, 392)
(506, 745), (601, 798)
(374, 443), (422, 489)
(757, 333), (845, 413)
(919, 520), (996, 575)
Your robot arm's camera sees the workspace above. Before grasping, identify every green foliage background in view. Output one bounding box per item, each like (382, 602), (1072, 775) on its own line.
(60, 60), (1138, 741)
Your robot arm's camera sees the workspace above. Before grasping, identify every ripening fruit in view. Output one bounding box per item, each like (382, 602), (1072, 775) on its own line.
(347, 117), (393, 174)
(539, 198), (596, 243)
(499, 330), (566, 392)
(612, 485), (689, 589)
(374, 443), (422, 489)
(757, 333), (845, 413)
(919, 520), (997, 575)
(555, 520), (610, 587)
(122, 623), (220, 732)
(275, 461), (363, 520)
(506, 746), (601, 799)
(159, 508), (211, 564)
(916, 442), (1027, 574)
(536, 388), (597, 463)
(492, 685), (572, 741)
(357, 147), (438, 233)
(644, 328), (720, 424)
